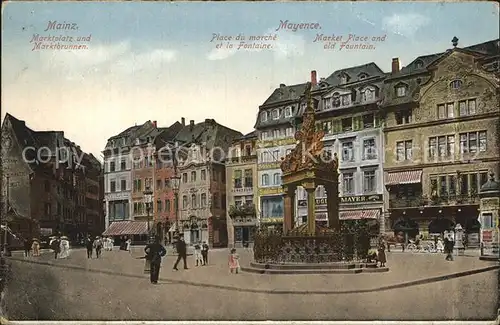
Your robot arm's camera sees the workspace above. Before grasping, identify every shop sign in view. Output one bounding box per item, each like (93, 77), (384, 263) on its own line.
(257, 137), (296, 148)
(306, 194), (383, 206)
(260, 217), (283, 224)
(258, 187), (283, 196)
(482, 230), (493, 242)
(315, 213), (328, 221)
(258, 162), (281, 170)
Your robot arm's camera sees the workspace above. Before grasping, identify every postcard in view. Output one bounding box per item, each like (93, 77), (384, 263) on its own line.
(1, 1), (499, 324)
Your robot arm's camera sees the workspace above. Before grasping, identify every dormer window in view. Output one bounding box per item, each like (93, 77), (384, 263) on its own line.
(278, 92), (283, 99)
(341, 94), (351, 106)
(284, 106), (293, 117)
(340, 73), (348, 84)
(332, 93), (341, 107)
(415, 60), (424, 69)
(358, 73), (368, 80)
(395, 84), (407, 97)
(362, 89), (374, 102)
(272, 109), (279, 120)
(450, 80), (462, 90)
(261, 111), (268, 122)
(289, 89), (296, 98)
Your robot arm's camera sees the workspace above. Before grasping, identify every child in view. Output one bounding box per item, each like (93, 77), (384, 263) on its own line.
(228, 248), (240, 274)
(194, 242), (203, 266)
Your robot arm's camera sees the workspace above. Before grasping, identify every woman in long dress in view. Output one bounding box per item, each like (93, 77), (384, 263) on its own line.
(126, 238), (132, 252)
(31, 238), (40, 257)
(59, 236), (70, 259)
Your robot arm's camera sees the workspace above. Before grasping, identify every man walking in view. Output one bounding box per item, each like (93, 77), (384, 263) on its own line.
(86, 236), (93, 258)
(93, 236), (103, 258)
(173, 234), (188, 271)
(145, 238), (167, 284)
(51, 236), (61, 259)
(201, 241), (209, 266)
(23, 238), (31, 258)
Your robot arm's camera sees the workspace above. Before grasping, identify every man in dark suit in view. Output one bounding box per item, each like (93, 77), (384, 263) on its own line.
(144, 237), (167, 284)
(202, 241), (209, 265)
(86, 236), (93, 258)
(173, 234), (188, 271)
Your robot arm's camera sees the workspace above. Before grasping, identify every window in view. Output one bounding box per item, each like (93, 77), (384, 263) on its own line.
(261, 111), (268, 122)
(201, 170), (206, 181)
(44, 180), (50, 192)
(273, 173), (281, 185)
(262, 174), (270, 186)
(342, 172), (354, 194)
(213, 193), (220, 208)
(201, 193), (207, 207)
(191, 171), (196, 182)
(363, 139), (377, 160)
(460, 174), (468, 196)
(156, 179), (162, 190)
(448, 175), (457, 195)
(332, 94), (341, 107)
(470, 173), (478, 195)
(363, 170), (376, 193)
(244, 145), (252, 156)
(395, 109), (412, 125)
(430, 178), (438, 197)
(182, 195), (187, 209)
(358, 73), (368, 80)
(396, 85), (406, 97)
(362, 114), (374, 128)
(285, 106), (293, 117)
(121, 179), (126, 191)
(163, 199), (169, 212)
(285, 127), (294, 137)
(191, 194), (197, 208)
(396, 140), (412, 161)
(157, 200), (163, 212)
(341, 141), (354, 162)
(482, 213), (493, 229)
(437, 103), (454, 119)
(362, 89), (374, 102)
(415, 60), (423, 69)
(272, 109), (279, 120)
(480, 172), (489, 187)
(120, 159), (126, 170)
(182, 173), (188, 183)
(460, 131), (486, 154)
(244, 169), (253, 188)
(450, 80), (462, 89)
(133, 179), (142, 192)
(439, 176), (447, 197)
(341, 118), (352, 132)
(234, 170), (242, 188)
(430, 135), (454, 158)
(261, 131), (268, 140)
(459, 99), (477, 116)
(272, 150), (280, 161)
(110, 162), (115, 172)
(341, 94), (351, 106)
(110, 181), (116, 192)
(340, 74), (348, 84)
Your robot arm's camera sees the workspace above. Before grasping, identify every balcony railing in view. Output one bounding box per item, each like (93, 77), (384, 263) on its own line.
(389, 194), (480, 209)
(231, 186), (254, 195)
(229, 204), (257, 218)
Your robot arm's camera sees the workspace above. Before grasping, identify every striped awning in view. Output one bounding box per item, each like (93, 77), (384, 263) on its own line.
(385, 170), (422, 185)
(339, 209), (380, 220)
(102, 221), (149, 236)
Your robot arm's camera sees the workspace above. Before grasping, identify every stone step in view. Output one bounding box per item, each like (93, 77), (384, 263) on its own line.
(241, 266), (389, 275)
(249, 262), (378, 270)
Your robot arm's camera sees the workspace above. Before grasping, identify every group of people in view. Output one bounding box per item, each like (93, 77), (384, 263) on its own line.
(49, 236), (71, 259)
(144, 234), (213, 284)
(23, 238), (41, 257)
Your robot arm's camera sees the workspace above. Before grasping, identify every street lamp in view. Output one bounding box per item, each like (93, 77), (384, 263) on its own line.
(143, 187), (154, 242)
(170, 173), (181, 239)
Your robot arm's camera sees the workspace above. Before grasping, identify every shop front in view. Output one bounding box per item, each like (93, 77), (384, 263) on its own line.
(259, 194), (284, 231)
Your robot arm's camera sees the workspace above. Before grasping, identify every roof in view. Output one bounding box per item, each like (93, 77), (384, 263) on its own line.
(102, 221), (149, 236)
(323, 62), (386, 86)
(174, 119), (242, 150)
(240, 131), (257, 140)
(261, 83), (308, 106)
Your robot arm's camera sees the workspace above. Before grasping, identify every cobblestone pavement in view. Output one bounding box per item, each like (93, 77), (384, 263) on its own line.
(5, 247), (499, 321)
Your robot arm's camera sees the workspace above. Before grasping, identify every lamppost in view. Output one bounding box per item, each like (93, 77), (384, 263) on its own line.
(143, 187), (154, 243)
(170, 172), (181, 240)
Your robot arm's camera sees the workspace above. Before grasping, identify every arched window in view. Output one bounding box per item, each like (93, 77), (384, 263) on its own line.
(201, 193), (207, 207)
(191, 194), (197, 208)
(450, 80), (462, 90)
(362, 88), (374, 102)
(262, 174), (269, 186)
(415, 60), (424, 69)
(182, 195), (187, 209)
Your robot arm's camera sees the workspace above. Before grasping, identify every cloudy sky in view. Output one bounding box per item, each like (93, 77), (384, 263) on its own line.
(2, 2), (498, 159)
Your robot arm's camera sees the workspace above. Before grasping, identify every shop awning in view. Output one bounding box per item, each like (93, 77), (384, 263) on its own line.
(385, 170), (422, 185)
(339, 209), (380, 220)
(102, 221), (148, 236)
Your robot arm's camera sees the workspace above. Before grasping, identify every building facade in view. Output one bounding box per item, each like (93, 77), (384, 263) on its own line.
(254, 83), (306, 230)
(382, 38), (500, 244)
(302, 64), (387, 233)
(225, 131), (258, 247)
(1, 113), (103, 247)
(175, 118), (243, 247)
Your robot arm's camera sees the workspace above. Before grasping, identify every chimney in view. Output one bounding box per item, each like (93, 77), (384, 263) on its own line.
(392, 58), (400, 74)
(311, 70), (317, 86)
(190, 120), (194, 131)
(205, 118), (211, 124)
(279, 83), (286, 88)
(181, 117), (185, 126)
(152, 120), (157, 128)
